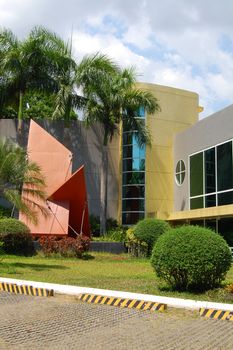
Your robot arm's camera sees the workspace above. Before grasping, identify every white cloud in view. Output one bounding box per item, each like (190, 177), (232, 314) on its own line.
(123, 16), (152, 50)
(1, 0), (233, 117)
(72, 31), (149, 71)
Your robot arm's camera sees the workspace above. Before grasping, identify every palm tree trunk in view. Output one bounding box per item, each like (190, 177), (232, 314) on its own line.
(100, 144), (108, 235)
(17, 90), (24, 132)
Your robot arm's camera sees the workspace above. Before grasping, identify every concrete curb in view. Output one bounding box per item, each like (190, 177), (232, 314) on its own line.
(1, 277), (233, 313)
(78, 293), (166, 311)
(200, 307), (233, 321)
(0, 281), (54, 297)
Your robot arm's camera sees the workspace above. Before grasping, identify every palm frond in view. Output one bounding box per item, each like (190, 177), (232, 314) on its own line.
(0, 138), (48, 224)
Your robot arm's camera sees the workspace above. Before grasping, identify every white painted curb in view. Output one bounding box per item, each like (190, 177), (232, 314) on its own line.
(0, 276), (233, 311)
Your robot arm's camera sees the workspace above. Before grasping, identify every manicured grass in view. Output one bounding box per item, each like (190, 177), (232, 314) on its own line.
(1, 252), (233, 303)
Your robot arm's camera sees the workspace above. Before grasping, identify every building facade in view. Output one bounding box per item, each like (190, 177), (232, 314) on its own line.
(6, 82), (233, 236)
(170, 103), (233, 240)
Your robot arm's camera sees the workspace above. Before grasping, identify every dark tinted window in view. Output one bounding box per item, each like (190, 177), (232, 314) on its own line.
(205, 194), (216, 207)
(218, 191), (233, 206)
(205, 219), (217, 232)
(123, 145), (133, 158)
(123, 172), (145, 185)
(218, 218), (233, 245)
(205, 147), (216, 194)
(122, 199), (144, 212)
(122, 186), (145, 198)
(190, 197), (204, 209)
(122, 212), (144, 225)
(190, 153), (203, 196)
(217, 141), (233, 191)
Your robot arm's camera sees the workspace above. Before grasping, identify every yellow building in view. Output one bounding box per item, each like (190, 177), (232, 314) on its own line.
(121, 82), (200, 225)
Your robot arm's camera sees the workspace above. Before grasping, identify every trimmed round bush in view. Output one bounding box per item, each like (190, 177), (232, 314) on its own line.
(0, 218), (34, 256)
(134, 218), (170, 255)
(151, 225), (232, 292)
(0, 218), (30, 236)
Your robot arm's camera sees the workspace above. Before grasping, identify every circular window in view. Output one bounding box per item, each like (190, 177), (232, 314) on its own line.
(175, 160), (185, 185)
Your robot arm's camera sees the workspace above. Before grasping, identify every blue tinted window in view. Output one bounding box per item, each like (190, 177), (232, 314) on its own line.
(122, 107), (146, 224)
(123, 158), (145, 172)
(132, 143), (145, 159)
(138, 106), (145, 118)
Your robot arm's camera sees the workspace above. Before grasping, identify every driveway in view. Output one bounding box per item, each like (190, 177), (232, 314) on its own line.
(0, 291), (233, 349)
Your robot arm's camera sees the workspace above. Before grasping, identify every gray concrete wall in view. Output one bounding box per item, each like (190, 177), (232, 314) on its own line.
(0, 119), (120, 219)
(174, 104), (233, 211)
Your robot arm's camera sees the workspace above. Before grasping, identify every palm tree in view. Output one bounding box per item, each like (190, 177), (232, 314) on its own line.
(51, 37), (86, 124)
(77, 54), (160, 234)
(0, 27), (77, 128)
(0, 138), (48, 224)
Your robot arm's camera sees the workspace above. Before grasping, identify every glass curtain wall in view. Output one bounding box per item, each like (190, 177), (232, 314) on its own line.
(122, 107), (146, 225)
(190, 140), (233, 209)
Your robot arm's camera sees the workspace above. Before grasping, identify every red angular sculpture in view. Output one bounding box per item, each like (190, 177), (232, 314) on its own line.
(19, 120), (90, 238)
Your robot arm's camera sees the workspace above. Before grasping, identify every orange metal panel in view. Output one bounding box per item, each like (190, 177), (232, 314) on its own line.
(48, 166), (90, 237)
(19, 121), (71, 236)
(20, 120), (90, 238)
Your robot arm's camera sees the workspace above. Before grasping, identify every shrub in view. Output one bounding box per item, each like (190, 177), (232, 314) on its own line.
(105, 227), (126, 242)
(39, 235), (90, 258)
(93, 227), (127, 242)
(0, 218), (34, 256)
(151, 225), (232, 292)
(134, 218), (170, 255)
(38, 236), (58, 255)
(0, 218), (30, 236)
(2, 232), (35, 256)
(125, 227), (148, 257)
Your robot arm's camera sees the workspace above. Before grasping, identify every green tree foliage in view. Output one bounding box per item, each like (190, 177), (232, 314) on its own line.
(22, 91), (56, 119)
(134, 218), (170, 255)
(0, 27), (80, 125)
(0, 138), (48, 223)
(77, 54), (160, 234)
(0, 27), (161, 234)
(151, 225), (232, 291)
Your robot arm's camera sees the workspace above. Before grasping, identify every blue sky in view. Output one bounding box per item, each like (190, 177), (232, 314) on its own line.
(1, 0), (233, 118)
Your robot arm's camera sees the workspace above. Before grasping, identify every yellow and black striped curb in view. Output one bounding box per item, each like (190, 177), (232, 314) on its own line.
(78, 294), (167, 312)
(200, 308), (233, 321)
(0, 282), (54, 297)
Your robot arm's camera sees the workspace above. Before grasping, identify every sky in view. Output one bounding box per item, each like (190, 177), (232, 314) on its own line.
(1, 0), (233, 118)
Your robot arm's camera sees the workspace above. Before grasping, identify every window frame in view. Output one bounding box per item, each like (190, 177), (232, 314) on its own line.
(189, 139), (233, 210)
(175, 159), (186, 186)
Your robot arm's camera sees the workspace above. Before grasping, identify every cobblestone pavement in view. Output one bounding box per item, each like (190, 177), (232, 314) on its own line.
(0, 291), (233, 349)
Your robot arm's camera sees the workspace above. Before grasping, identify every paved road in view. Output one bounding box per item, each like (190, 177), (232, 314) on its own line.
(0, 291), (233, 349)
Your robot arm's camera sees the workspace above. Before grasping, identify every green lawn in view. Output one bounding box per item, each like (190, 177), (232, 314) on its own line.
(1, 252), (233, 304)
